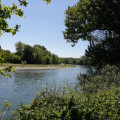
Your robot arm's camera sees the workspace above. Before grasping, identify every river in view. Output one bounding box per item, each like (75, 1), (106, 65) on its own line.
(0, 65), (87, 119)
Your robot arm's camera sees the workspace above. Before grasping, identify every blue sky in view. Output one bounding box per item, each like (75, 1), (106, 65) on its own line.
(1, 0), (89, 58)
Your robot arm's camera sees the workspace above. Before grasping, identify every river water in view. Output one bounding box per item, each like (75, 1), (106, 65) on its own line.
(0, 65), (87, 119)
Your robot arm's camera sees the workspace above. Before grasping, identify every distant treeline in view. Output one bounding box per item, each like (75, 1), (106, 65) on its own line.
(61, 56), (91, 65)
(61, 58), (81, 65)
(0, 41), (60, 64)
(0, 41), (91, 65)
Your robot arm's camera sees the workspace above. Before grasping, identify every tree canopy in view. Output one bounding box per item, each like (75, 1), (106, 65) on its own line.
(0, 0), (28, 36)
(0, 42), (60, 64)
(63, 0), (120, 65)
(64, 0), (120, 44)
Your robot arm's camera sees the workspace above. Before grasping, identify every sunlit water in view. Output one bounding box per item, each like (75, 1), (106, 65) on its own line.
(0, 65), (87, 119)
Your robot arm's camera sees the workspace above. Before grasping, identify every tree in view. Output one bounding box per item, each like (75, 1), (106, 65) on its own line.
(86, 37), (120, 65)
(79, 55), (91, 65)
(63, 0), (120, 65)
(45, 55), (52, 64)
(15, 41), (24, 56)
(64, 0), (120, 44)
(33, 45), (45, 64)
(0, 0), (28, 36)
(14, 42), (60, 64)
(52, 54), (60, 64)
(11, 54), (21, 63)
(22, 44), (34, 64)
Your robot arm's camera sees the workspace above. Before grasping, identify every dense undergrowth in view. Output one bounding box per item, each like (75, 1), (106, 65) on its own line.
(78, 65), (120, 94)
(11, 65), (120, 120)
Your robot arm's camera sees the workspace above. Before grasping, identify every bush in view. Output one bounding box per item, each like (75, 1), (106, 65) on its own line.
(78, 65), (120, 93)
(0, 101), (12, 120)
(12, 85), (120, 120)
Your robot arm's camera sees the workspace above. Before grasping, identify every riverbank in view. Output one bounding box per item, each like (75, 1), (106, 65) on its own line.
(0, 64), (75, 70)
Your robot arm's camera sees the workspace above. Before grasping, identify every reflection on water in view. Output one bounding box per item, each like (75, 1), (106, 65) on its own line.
(0, 65), (87, 119)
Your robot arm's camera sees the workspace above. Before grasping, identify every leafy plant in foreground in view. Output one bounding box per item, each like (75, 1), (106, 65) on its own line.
(0, 101), (12, 120)
(11, 83), (120, 120)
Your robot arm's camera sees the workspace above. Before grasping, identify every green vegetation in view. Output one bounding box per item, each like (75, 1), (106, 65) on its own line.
(0, 41), (61, 65)
(78, 65), (120, 94)
(13, 87), (119, 120)
(60, 55), (91, 66)
(0, 0), (27, 36)
(0, 47), (15, 77)
(63, 0), (120, 66)
(15, 41), (60, 64)
(78, 56), (91, 66)
(0, 101), (12, 119)
(60, 56), (91, 65)
(0, 42), (85, 65)
(61, 57), (81, 65)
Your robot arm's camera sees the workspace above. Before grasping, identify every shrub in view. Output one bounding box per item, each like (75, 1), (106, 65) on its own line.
(12, 85), (120, 120)
(78, 65), (120, 93)
(0, 101), (12, 120)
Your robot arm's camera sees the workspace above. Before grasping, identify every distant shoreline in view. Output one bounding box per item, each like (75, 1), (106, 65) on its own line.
(0, 64), (75, 70)
(15, 66), (63, 70)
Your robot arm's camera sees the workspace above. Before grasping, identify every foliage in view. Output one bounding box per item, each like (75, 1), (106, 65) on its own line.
(12, 83), (120, 120)
(0, 43), (61, 65)
(78, 65), (120, 94)
(0, 0), (28, 36)
(63, 0), (120, 65)
(0, 46), (16, 77)
(21, 60), (27, 65)
(60, 56), (91, 65)
(52, 54), (60, 64)
(79, 55), (91, 65)
(0, 101), (12, 120)
(0, 66), (15, 77)
(43, 0), (51, 4)
(11, 54), (21, 64)
(15, 41), (61, 64)
(85, 37), (120, 66)
(61, 57), (81, 65)
(64, 0), (120, 45)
